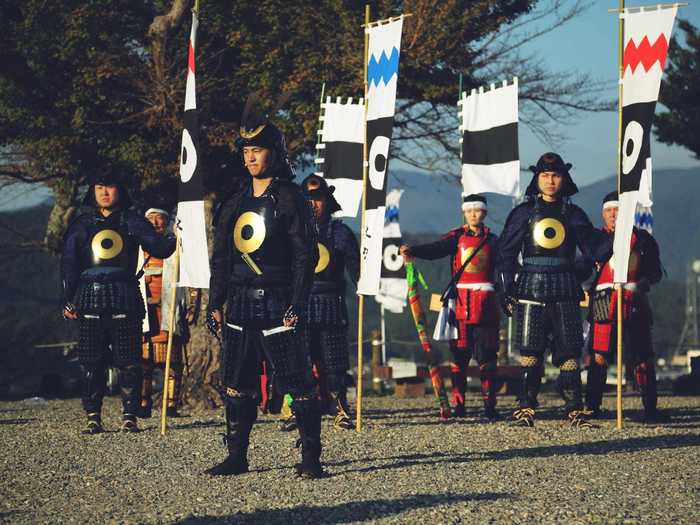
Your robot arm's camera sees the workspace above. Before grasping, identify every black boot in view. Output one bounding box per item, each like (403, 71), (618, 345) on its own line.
(558, 369), (596, 429)
(121, 414), (140, 433)
(332, 392), (353, 430)
(83, 412), (104, 435)
(512, 367), (541, 427)
(638, 362), (671, 423)
(293, 398), (327, 479)
(80, 363), (107, 416)
(206, 401), (257, 476)
(585, 363), (607, 417)
(138, 362), (153, 418)
(119, 365), (142, 420)
(480, 366), (499, 422)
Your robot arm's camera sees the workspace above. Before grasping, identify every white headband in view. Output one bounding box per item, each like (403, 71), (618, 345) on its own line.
(145, 208), (169, 218)
(462, 201), (487, 211)
(602, 201), (619, 210)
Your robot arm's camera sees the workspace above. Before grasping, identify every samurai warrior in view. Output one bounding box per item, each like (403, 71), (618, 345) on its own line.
(401, 194), (500, 420)
(585, 191), (668, 422)
(61, 174), (176, 434)
(138, 207), (189, 419)
(498, 153), (611, 428)
(296, 174), (360, 430)
(205, 99), (325, 478)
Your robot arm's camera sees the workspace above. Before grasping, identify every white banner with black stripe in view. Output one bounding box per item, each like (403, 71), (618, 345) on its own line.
(459, 78), (519, 197)
(357, 17), (404, 296)
(375, 189), (407, 313)
(315, 97), (364, 217)
(176, 11), (210, 288)
(614, 6), (676, 282)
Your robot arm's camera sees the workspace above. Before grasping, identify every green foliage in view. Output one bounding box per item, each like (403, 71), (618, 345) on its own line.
(0, 0), (536, 212)
(654, 19), (700, 159)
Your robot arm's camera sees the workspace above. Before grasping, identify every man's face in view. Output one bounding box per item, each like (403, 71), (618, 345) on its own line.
(243, 146), (272, 177)
(310, 197), (327, 220)
(94, 184), (120, 209)
(146, 212), (168, 234)
(602, 206), (618, 231)
(537, 171), (563, 198)
(463, 207), (487, 228)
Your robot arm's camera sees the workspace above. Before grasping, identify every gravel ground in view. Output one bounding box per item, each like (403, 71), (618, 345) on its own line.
(1, 392), (699, 525)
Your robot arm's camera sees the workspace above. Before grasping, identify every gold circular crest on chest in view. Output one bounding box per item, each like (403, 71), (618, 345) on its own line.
(233, 211), (266, 254)
(91, 229), (124, 260)
(315, 243), (330, 273)
(533, 218), (566, 249)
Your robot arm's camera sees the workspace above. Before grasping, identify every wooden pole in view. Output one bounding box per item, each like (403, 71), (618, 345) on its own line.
(160, 233), (181, 436)
(616, 0), (625, 431)
(356, 3), (371, 432)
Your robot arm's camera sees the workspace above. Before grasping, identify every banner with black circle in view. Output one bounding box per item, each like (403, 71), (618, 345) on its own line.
(619, 101), (654, 194)
(613, 6), (676, 283)
(176, 11), (210, 288)
(357, 17), (404, 296)
(375, 189), (407, 313)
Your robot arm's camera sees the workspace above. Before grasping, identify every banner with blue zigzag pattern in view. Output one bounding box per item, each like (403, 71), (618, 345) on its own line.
(368, 47), (399, 87)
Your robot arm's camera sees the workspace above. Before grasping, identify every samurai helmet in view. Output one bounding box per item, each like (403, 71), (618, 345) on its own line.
(301, 174), (342, 214)
(235, 92), (295, 180)
(525, 152), (578, 197)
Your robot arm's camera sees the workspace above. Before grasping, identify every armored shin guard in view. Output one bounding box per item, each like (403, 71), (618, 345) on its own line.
(557, 364), (583, 414)
(206, 399), (257, 476)
(585, 362), (607, 413)
(293, 397), (327, 479)
(139, 361), (153, 418)
(635, 361), (657, 412)
(81, 363), (107, 415)
(517, 359), (542, 409)
(480, 363), (498, 420)
(558, 364), (595, 427)
(118, 365), (142, 417)
(450, 347), (469, 416)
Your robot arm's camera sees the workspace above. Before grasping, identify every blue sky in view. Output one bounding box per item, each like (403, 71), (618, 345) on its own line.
(1, 1), (698, 211)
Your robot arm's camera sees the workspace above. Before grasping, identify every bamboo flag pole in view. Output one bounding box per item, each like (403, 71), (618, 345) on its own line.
(356, 3), (371, 432)
(161, 232), (181, 436)
(616, 0), (625, 431)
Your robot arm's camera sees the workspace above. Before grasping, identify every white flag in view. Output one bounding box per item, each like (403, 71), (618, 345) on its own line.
(459, 78), (519, 197)
(614, 6), (676, 282)
(315, 97), (364, 217)
(357, 17), (404, 296)
(177, 11), (210, 288)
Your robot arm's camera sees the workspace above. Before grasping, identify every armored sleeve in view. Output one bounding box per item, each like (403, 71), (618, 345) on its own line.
(409, 228), (461, 260)
(208, 200), (235, 312)
(337, 222), (360, 283)
(569, 205), (612, 264)
(129, 213), (176, 259)
(637, 229), (662, 285)
(279, 184), (318, 313)
(497, 204), (529, 274)
(60, 216), (87, 306)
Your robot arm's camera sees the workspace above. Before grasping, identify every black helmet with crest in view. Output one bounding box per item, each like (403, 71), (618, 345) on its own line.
(524, 152), (579, 198)
(235, 92), (295, 180)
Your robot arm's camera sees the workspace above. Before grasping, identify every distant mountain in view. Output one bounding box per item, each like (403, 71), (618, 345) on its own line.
(366, 167), (700, 283)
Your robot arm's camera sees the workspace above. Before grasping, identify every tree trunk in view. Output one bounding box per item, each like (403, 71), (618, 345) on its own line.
(44, 179), (79, 254)
(180, 195), (223, 409)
